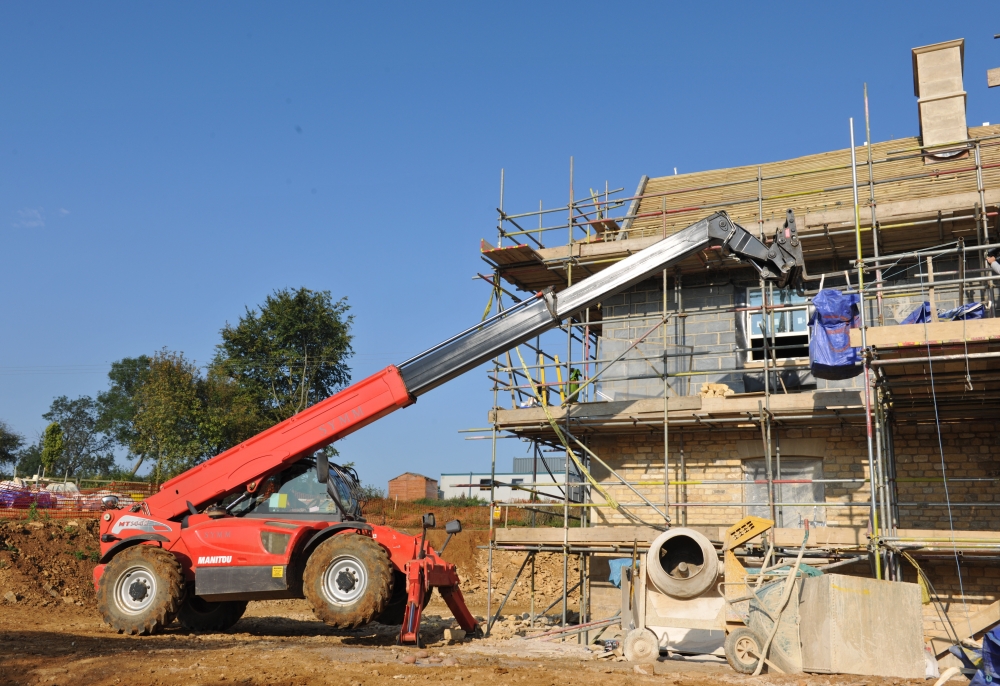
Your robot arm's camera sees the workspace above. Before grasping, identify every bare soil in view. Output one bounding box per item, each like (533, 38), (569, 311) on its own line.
(0, 521), (931, 686)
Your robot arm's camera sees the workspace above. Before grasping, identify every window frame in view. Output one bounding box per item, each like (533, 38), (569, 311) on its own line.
(745, 287), (811, 362)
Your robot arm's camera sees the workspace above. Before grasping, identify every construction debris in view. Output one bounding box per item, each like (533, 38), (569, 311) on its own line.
(698, 383), (734, 398)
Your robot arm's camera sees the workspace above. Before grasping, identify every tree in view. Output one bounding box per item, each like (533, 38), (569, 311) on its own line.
(196, 364), (266, 458)
(96, 356), (151, 473)
(132, 350), (204, 481)
(40, 422), (64, 478)
(0, 420), (24, 469)
(42, 396), (115, 478)
(214, 288), (353, 427)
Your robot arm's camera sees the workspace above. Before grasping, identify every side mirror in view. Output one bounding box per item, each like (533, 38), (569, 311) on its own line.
(422, 513), (436, 529)
(101, 495), (119, 510)
(316, 452), (329, 484)
(439, 519), (462, 554)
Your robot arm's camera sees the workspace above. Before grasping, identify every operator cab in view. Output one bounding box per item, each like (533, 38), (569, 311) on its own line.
(228, 456), (364, 522)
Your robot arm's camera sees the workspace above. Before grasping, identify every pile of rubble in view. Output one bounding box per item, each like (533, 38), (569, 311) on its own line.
(484, 611), (581, 640)
(461, 549), (581, 608)
(0, 519), (100, 608)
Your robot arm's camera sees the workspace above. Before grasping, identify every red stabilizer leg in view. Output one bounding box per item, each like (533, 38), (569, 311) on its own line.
(399, 562), (426, 645)
(439, 584), (479, 634)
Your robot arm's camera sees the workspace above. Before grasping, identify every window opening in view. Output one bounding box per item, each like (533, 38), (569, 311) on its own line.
(747, 287), (809, 361)
(743, 458), (825, 527)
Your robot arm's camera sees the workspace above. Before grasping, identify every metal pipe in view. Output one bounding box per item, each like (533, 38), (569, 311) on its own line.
(871, 351), (1000, 366)
(853, 118), (880, 579)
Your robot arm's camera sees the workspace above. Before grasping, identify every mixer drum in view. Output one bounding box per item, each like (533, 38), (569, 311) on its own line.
(646, 528), (719, 599)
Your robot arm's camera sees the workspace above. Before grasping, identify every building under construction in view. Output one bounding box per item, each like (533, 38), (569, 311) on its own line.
(474, 38), (1000, 657)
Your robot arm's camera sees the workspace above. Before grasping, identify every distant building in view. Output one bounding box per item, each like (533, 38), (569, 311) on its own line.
(388, 472), (438, 501)
(439, 457), (584, 503)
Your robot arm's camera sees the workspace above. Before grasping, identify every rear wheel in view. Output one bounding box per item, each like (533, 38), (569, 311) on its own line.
(97, 545), (184, 635)
(725, 626), (762, 674)
(303, 534), (392, 629)
(177, 595), (247, 632)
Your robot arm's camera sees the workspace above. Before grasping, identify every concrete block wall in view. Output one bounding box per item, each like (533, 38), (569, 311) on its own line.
(599, 277), (740, 398)
(585, 426), (875, 530)
(598, 273), (878, 399)
(892, 423), (1000, 530)
(584, 424), (1000, 531)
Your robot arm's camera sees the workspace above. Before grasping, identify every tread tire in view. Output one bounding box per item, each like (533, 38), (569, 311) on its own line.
(303, 533), (392, 629)
(96, 545), (184, 636)
(623, 627), (659, 663)
(177, 595), (248, 632)
(724, 626), (762, 675)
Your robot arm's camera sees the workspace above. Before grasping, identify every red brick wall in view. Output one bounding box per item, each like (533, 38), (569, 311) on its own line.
(388, 474), (438, 501)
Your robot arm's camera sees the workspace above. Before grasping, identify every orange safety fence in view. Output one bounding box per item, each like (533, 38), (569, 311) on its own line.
(0, 481), (155, 520)
(0, 484), (570, 529)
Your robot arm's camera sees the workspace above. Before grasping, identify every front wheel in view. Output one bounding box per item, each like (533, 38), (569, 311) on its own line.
(96, 545), (185, 635)
(303, 534), (392, 629)
(725, 626), (762, 674)
(177, 595), (247, 632)
(623, 628), (660, 662)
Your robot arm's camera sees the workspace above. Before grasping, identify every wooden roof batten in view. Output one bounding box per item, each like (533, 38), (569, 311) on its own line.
(483, 125), (1000, 295)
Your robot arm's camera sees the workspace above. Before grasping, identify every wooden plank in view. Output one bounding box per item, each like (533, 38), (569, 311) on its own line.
(850, 318), (1000, 347)
(492, 396), (702, 426)
(494, 526), (661, 546)
(929, 600), (1000, 657)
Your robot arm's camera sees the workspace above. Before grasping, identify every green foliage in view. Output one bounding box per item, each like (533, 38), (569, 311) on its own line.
(0, 421), (24, 468)
(73, 550), (85, 561)
(132, 350), (205, 481)
(214, 287), (353, 426)
(34, 288), (353, 482)
(42, 396), (115, 479)
(89, 550), (100, 563)
(14, 443), (42, 479)
(40, 423), (64, 477)
(96, 356), (151, 475)
(359, 484), (385, 500)
(26, 502), (38, 522)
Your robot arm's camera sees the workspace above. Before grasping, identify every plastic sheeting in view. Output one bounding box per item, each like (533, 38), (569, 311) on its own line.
(607, 558), (631, 588)
(901, 301), (985, 324)
(948, 626), (1000, 686)
(808, 289), (862, 380)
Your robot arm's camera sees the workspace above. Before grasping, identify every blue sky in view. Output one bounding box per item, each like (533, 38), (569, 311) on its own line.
(1, 2), (998, 490)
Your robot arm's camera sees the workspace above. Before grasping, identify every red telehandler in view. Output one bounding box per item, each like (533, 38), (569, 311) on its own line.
(93, 210), (803, 645)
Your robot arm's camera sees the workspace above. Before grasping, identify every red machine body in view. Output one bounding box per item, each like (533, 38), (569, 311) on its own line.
(95, 365), (478, 642)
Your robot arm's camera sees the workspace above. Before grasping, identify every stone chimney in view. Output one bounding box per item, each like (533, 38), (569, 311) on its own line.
(912, 39), (967, 161)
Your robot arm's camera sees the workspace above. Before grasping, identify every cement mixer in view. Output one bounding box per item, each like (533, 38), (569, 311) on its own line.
(619, 527), (727, 661)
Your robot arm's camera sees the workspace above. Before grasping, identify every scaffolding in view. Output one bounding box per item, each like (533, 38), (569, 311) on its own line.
(472, 114), (1000, 638)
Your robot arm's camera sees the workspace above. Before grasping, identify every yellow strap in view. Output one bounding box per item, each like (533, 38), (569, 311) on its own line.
(513, 347), (619, 510)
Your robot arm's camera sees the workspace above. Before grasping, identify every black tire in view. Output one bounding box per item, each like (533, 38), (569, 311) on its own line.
(725, 627), (762, 674)
(376, 570), (432, 625)
(96, 545), (185, 635)
(177, 595), (248, 632)
(303, 533), (392, 629)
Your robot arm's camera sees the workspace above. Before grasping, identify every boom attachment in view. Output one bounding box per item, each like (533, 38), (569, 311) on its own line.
(145, 210), (802, 520)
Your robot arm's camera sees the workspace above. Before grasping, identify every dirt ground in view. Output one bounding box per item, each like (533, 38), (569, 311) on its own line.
(0, 520), (935, 686)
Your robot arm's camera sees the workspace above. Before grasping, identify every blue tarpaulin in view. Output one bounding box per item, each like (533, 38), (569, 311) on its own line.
(607, 558), (631, 588)
(948, 627), (1000, 686)
(902, 301), (985, 324)
(809, 289), (862, 380)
